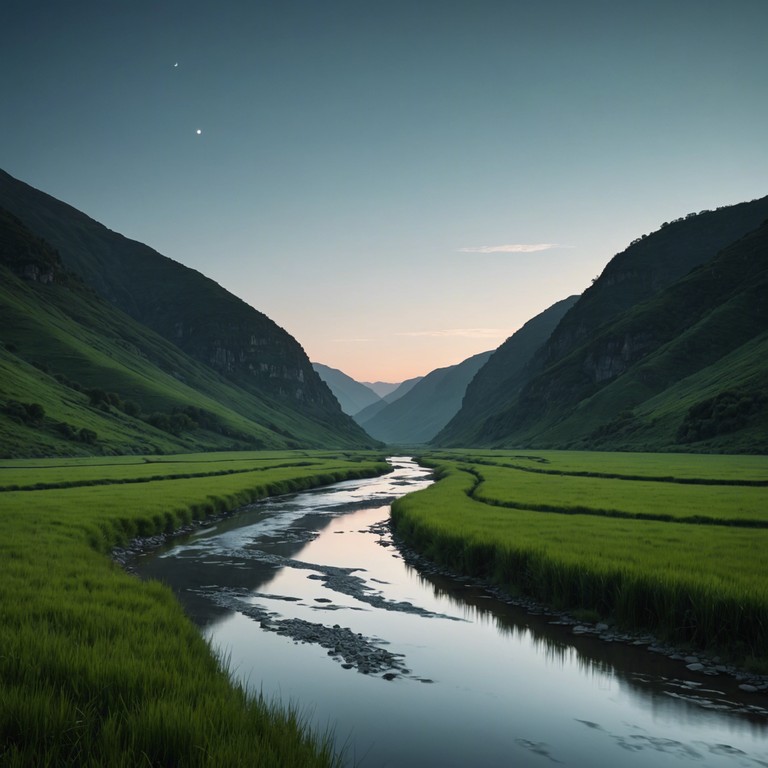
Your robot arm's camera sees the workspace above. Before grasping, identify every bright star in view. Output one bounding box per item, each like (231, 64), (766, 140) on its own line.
(196, 129), (202, 135)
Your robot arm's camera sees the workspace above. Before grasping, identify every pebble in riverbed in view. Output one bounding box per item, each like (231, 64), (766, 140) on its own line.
(196, 587), (410, 678)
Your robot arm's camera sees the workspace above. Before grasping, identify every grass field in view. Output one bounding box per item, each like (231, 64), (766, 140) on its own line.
(0, 450), (388, 767)
(392, 450), (768, 667)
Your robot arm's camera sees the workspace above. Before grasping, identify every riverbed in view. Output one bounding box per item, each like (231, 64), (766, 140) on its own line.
(135, 457), (768, 767)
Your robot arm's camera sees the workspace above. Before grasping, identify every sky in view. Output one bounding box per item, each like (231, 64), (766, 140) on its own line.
(2, 1), (767, 382)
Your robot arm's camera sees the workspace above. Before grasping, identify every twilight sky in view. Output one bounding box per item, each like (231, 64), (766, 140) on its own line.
(2, 1), (766, 382)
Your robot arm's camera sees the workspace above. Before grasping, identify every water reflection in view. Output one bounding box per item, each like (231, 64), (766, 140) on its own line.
(413, 567), (768, 731)
(136, 458), (768, 768)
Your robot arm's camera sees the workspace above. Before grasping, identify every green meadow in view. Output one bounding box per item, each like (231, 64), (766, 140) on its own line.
(392, 450), (768, 666)
(0, 450), (388, 767)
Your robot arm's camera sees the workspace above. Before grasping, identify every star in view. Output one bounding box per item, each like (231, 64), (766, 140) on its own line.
(196, 129), (202, 135)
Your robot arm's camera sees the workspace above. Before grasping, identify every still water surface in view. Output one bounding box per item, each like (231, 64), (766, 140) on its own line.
(137, 458), (768, 767)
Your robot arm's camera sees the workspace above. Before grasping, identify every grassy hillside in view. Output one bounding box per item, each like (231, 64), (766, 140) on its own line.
(439, 198), (768, 453)
(537, 198), (768, 369)
(0, 209), (377, 457)
(479, 220), (768, 452)
(0, 169), (372, 446)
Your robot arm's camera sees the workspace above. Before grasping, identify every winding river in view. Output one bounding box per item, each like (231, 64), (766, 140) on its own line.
(136, 458), (768, 767)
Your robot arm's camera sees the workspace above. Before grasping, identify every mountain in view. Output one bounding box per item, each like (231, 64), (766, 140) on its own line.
(0, 170), (352, 420)
(528, 200), (768, 375)
(361, 381), (401, 399)
(435, 296), (580, 446)
(312, 363), (382, 415)
(435, 197), (768, 453)
(0, 172), (378, 456)
(352, 376), (424, 425)
(359, 351), (493, 444)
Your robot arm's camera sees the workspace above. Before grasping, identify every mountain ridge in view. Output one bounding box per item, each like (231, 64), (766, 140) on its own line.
(435, 295), (579, 446)
(0, 172), (377, 455)
(0, 169), (343, 417)
(435, 198), (768, 453)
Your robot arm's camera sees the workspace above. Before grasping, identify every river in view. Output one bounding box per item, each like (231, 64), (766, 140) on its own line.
(135, 457), (768, 767)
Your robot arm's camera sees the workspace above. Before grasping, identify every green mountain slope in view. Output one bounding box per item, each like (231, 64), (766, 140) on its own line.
(0, 207), (376, 457)
(0, 170), (364, 442)
(434, 296), (579, 446)
(359, 350), (493, 444)
(535, 198), (768, 371)
(312, 363), (382, 415)
(475, 217), (768, 453)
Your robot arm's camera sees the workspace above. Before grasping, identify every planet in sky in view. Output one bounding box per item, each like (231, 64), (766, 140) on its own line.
(195, 129), (202, 135)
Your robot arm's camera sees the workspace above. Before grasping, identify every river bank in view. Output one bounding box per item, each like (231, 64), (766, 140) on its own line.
(1, 451), (387, 767)
(389, 519), (768, 703)
(136, 458), (768, 767)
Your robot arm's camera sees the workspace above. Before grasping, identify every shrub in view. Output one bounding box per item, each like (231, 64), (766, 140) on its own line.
(24, 403), (45, 424)
(2, 400), (45, 426)
(55, 422), (77, 440)
(77, 428), (98, 444)
(677, 390), (768, 443)
(121, 399), (141, 418)
(88, 388), (109, 407)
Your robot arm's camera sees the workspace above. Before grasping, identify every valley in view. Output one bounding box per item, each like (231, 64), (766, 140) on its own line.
(1, 169), (767, 766)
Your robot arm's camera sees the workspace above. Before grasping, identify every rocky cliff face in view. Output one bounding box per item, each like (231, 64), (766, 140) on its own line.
(582, 331), (655, 383)
(0, 208), (62, 284)
(155, 305), (331, 408)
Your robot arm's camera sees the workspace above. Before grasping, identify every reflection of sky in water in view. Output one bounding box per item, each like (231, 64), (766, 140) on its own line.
(140, 459), (768, 768)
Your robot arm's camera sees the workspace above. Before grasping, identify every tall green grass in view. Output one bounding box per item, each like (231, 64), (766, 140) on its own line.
(470, 464), (768, 525)
(394, 451), (768, 663)
(0, 450), (388, 766)
(429, 448), (768, 482)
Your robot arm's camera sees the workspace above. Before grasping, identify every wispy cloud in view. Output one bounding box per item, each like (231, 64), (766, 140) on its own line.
(397, 328), (507, 339)
(458, 243), (572, 254)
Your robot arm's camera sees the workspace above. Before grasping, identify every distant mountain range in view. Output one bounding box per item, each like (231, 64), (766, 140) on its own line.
(436, 197), (768, 453)
(310, 196), (768, 453)
(352, 376), (423, 423)
(361, 381), (402, 399)
(311, 365), (425, 424)
(357, 351), (493, 444)
(0, 169), (377, 456)
(316, 352), (498, 445)
(311, 363), (383, 415)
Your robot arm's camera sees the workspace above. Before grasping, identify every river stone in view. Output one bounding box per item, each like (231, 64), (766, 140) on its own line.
(686, 663), (705, 672)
